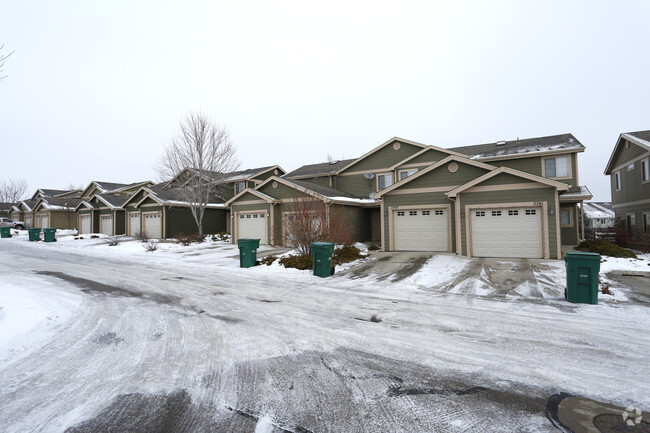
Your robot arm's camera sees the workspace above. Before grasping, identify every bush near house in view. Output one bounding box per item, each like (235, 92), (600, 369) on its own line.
(174, 233), (205, 246)
(575, 239), (636, 258)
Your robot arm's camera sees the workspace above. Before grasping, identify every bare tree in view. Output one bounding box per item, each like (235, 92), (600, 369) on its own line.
(157, 111), (239, 235)
(0, 44), (14, 81)
(283, 196), (353, 255)
(0, 178), (28, 203)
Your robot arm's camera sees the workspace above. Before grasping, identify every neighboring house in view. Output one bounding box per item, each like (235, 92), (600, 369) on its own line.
(75, 181), (153, 235)
(30, 188), (82, 201)
(121, 183), (228, 238)
(580, 202), (615, 238)
(32, 197), (82, 229)
(604, 130), (650, 235)
(13, 200), (38, 229)
(166, 166), (286, 203)
(226, 176), (375, 246)
(0, 202), (14, 218)
(280, 134), (590, 259)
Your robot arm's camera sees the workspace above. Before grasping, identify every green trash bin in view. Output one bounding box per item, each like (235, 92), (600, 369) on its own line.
(28, 228), (41, 242)
(43, 228), (57, 243)
(311, 242), (335, 278)
(565, 251), (601, 304)
(0, 227), (12, 238)
(238, 238), (260, 268)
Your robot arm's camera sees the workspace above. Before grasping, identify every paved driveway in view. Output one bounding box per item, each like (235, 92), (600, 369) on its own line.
(341, 252), (565, 300)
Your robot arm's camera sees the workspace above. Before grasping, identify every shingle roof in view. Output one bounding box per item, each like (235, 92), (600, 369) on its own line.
(450, 133), (584, 159)
(39, 189), (72, 198)
(283, 178), (361, 200)
(581, 202), (615, 219)
(40, 197), (83, 210)
(97, 193), (130, 208)
(559, 185), (592, 199)
(147, 183), (226, 205)
(625, 130), (650, 145)
(95, 182), (130, 192)
(284, 159), (357, 178)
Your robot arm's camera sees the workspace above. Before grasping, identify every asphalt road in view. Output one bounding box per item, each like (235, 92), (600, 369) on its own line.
(1, 241), (647, 432)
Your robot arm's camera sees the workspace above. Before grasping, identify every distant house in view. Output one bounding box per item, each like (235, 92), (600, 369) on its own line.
(604, 130), (650, 235)
(0, 202), (14, 218)
(32, 197), (82, 229)
(580, 202), (615, 237)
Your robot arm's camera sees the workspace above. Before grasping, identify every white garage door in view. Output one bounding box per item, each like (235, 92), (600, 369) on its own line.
(144, 213), (162, 239)
(80, 215), (91, 234)
(100, 215), (113, 236)
(471, 207), (543, 258)
(239, 213), (267, 244)
(393, 209), (448, 251)
(40, 215), (49, 228)
(129, 213), (141, 236)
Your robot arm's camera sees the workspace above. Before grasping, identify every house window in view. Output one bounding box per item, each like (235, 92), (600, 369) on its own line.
(643, 159), (650, 182)
(627, 162), (635, 171)
(235, 182), (246, 194)
(560, 209), (572, 226)
(644, 213), (650, 233)
(377, 173), (393, 190)
(399, 169), (417, 180)
(544, 156), (570, 178)
(615, 171), (621, 191)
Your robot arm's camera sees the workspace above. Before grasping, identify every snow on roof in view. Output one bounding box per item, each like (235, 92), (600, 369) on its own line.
(559, 185), (592, 199)
(582, 202), (615, 219)
(450, 133), (584, 160)
(329, 196), (377, 205)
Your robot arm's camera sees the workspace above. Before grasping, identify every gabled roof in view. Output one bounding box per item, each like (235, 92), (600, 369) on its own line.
(389, 146), (470, 170)
(96, 193), (130, 209)
(33, 197), (82, 212)
(450, 133), (585, 161)
(19, 199), (38, 212)
(31, 188), (75, 200)
(448, 166), (570, 198)
(255, 176), (375, 206)
(374, 155), (496, 198)
(581, 202), (615, 219)
(284, 159), (356, 179)
(124, 183), (227, 209)
(74, 200), (96, 211)
(225, 188), (277, 206)
(604, 130), (650, 174)
(337, 137), (471, 175)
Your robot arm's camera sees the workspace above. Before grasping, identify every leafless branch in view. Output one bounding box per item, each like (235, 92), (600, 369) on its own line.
(157, 111), (240, 235)
(0, 44), (15, 81)
(0, 178), (28, 203)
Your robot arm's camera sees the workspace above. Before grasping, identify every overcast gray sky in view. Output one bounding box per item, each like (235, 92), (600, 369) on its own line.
(2, 1), (649, 201)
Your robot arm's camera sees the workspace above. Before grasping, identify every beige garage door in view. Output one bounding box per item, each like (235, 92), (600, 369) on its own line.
(100, 215), (113, 236)
(79, 215), (91, 234)
(238, 212), (267, 244)
(471, 207), (543, 258)
(40, 215), (49, 228)
(144, 213), (162, 239)
(129, 213), (141, 236)
(393, 209), (448, 251)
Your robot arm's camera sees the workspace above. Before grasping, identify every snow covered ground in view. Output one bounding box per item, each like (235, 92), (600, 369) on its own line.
(1, 231), (649, 432)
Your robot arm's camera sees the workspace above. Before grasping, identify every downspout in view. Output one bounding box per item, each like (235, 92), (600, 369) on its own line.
(580, 201), (585, 241)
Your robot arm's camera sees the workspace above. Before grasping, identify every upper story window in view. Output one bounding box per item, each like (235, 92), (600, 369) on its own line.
(615, 171), (621, 191)
(235, 182), (246, 194)
(544, 156), (570, 178)
(399, 169), (417, 180)
(642, 159), (650, 183)
(377, 173), (393, 190)
(627, 162), (635, 171)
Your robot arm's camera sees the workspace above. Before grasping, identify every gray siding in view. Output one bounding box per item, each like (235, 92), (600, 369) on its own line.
(611, 158), (650, 206)
(488, 153), (578, 187)
(341, 141), (422, 173)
